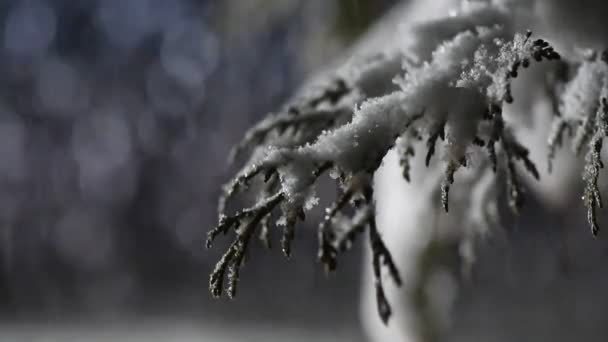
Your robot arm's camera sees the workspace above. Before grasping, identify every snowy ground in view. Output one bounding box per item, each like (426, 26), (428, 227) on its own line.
(0, 318), (364, 342)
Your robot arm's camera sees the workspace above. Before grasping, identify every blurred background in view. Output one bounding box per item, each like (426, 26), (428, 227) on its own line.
(0, 0), (396, 340)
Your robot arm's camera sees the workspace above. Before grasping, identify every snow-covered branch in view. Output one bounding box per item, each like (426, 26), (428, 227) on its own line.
(207, 1), (608, 324)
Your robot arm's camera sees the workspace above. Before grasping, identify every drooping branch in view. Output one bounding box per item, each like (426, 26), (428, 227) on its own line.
(208, 190), (284, 298)
(228, 77), (356, 164)
(549, 51), (608, 235)
(207, 11), (566, 323)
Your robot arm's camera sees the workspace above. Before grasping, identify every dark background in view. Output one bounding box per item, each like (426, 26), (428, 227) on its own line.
(0, 0), (395, 340)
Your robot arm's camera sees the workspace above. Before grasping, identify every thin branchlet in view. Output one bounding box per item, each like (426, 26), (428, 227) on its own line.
(208, 191), (283, 298)
(309, 78), (351, 107)
(229, 78), (353, 163)
(505, 156), (523, 214)
(573, 114), (597, 154)
(500, 130), (539, 214)
(334, 205), (372, 252)
(258, 173), (279, 249)
(504, 133), (540, 181)
(441, 160), (460, 213)
(226, 237), (249, 298)
(229, 109), (349, 162)
(400, 144), (416, 182)
(583, 97), (608, 235)
(207, 191), (285, 249)
(486, 104), (503, 172)
(209, 244), (235, 298)
(217, 164), (278, 219)
(544, 59), (570, 118)
(280, 206), (305, 257)
(258, 215), (272, 249)
(547, 118), (569, 173)
(425, 122), (445, 167)
(369, 215), (402, 325)
(397, 112), (425, 181)
(317, 185), (356, 272)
